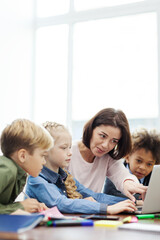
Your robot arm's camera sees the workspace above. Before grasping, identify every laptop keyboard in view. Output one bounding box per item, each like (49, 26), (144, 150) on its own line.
(137, 206), (142, 211)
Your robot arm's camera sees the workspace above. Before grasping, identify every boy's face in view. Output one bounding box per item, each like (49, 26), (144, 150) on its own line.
(23, 148), (47, 177)
(46, 131), (72, 173)
(126, 148), (156, 179)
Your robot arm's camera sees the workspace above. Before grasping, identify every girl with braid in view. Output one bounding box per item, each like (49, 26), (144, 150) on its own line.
(26, 122), (137, 215)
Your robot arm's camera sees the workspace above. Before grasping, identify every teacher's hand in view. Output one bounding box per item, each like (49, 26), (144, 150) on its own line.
(123, 180), (147, 202)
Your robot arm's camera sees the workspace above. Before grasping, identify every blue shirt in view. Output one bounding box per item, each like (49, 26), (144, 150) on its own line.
(26, 166), (126, 214)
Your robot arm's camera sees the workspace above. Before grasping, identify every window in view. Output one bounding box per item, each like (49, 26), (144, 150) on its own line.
(36, 0), (70, 17)
(35, 0), (160, 140)
(74, 0), (145, 11)
(34, 25), (69, 125)
(72, 13), (158, 120)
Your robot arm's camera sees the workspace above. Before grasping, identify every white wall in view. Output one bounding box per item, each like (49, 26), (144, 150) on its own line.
(0, 0), (35, 133)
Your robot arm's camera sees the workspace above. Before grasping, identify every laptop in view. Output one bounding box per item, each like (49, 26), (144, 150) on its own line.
(134, 165), (160, 214)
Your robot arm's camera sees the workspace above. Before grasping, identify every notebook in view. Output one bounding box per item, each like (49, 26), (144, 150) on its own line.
(133, 165), (160, 214)
(119, 222), (160, 233)
(0, 214), (44, 233)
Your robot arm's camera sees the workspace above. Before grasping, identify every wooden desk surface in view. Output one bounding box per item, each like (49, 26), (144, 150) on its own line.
(1, 215), (160, 240)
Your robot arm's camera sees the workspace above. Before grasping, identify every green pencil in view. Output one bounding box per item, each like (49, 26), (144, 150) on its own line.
(136, 214), (160, 219)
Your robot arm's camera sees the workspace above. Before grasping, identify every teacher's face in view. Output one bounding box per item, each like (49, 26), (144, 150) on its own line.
(90, 125), (121, 157)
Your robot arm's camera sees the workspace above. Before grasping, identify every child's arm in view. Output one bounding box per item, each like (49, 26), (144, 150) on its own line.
(0, 164), (25, 214)
(21, 198), (48, 213)
(74, 177), (129, 205)
(26, 177), (137, 215)
(0, 198), (48, 214)
(0, 202), (24, 214)
(26, 176), (106, 214)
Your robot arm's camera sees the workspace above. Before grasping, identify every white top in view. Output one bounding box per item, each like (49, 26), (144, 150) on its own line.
(68, 142), (138, 193)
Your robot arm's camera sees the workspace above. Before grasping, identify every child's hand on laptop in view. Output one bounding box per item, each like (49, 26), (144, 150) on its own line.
(107, 199), (137, 215)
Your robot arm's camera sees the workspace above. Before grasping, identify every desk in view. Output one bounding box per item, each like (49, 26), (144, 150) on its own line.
(1, 215), (160, 240)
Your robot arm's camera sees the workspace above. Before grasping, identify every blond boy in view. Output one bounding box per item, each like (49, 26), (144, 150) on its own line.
(0, 119), (53, 214)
